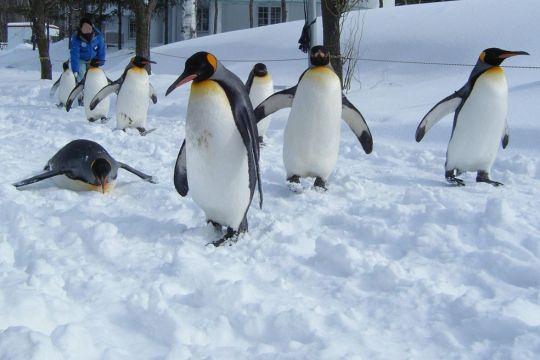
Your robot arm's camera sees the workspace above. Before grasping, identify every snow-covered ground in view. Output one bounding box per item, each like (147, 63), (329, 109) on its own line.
(1, 0), (540, 358)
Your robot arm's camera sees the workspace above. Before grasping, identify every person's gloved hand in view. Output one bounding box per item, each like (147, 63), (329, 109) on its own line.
(74, 72), (78, 80)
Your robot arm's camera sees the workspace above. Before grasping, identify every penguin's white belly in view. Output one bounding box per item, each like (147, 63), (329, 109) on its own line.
(52, 175), (114, 193)
(283, 68), (342, 179)
(186, 80), (250, 229)
(446, 68), (508, 172)
(58, 71), (76, 105)
(249, 76), (274, 137)
(116, 71), (150, 129)
(84, 70), (109, 120)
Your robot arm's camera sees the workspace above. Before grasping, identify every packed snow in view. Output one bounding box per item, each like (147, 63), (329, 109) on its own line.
(1, 0), (540, 358)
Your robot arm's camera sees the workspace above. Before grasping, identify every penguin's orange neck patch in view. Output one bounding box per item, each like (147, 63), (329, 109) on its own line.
(486, 66), (504, 75)
(130, 67), (147, 74)
(191, 80), (221, 95)
(207, 54), (218, 72)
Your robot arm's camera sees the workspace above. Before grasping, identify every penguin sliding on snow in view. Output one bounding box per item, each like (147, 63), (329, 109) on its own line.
(166, 51), (263, 246)
(66, 58), (111, 123)
(254, 45), (373, 192)
(246, 63), (274, 144)
(415, 48), (529, 186)
(13, 139), (155, 193)
(50, 60), (76, 107)
(90, 56), (158, 135)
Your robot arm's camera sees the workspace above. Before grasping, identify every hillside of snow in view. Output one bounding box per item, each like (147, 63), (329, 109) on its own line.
(1, 0), (540, 358)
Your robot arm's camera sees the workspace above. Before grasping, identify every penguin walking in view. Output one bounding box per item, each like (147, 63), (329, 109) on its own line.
(246, 63), (274, 144)
(66, 58), (111, 123)
(50, 60), (76, 107)
(415, 48), (529, 186)
(90, 56), (158, 135)
(13, 139), (155, 193)
(165, 51), (263, 246)
(254, 46), (373, 192)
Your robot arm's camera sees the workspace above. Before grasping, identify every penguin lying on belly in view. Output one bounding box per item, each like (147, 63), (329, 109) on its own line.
(13, 139), (155, 193)
(254, 45), (373, 192)
(416, 48), (529, 187)
(166, 51), (263, 247)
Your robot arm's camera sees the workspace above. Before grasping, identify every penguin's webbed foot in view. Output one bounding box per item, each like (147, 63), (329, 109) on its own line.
(287, 175), (303, 193)
(445, 170), (465, 186)
(258, 136), (266, 148)
(207, 220), (222, 232)
(476, 172), (503, 187)
(313, 177), (328, 192)
(88, 118), (97, 123)
(56, 103), (63, 108)
(100, 117), (110, 124)
(210, 227), (239, 247)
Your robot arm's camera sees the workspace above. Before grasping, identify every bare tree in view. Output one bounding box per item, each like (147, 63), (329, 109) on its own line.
(29, 0), (54, 79)
(213, 0), (218, 34)
(281, 0), (287, 22)
(130, 0), (159, 71)
(321, 0), (360, 86)
(182, 0), (196, 40)
(249, 0), (253, 28)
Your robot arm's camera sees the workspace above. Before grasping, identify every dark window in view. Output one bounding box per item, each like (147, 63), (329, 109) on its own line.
(197, 6), (209, 32)
(258, 6), (281, 26)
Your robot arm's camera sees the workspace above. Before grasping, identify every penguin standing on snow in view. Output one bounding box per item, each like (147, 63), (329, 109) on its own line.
(13, 139), (155, 193)
(66, 58), (111, 123)
(254, 45), (373, 191)
(165, 51), (262, 246)
(246, 63), (274, 144)
(50, 60), (76, 107)
(415, 48), (529, 186)
(90, 56), (158, 135)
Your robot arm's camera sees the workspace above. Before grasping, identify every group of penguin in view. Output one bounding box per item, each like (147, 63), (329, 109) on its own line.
(52, 56), (158, 135)
(16, 45), (529, 246)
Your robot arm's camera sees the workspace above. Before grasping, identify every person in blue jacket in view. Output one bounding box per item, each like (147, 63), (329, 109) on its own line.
(70, 16), (106, 82)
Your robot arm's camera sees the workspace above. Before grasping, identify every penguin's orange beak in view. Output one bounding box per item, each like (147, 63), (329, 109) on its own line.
(499, 50), (530, 59)
(166, 73), (197, 96)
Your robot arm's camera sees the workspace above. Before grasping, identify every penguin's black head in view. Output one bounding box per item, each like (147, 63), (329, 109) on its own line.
(253, 63), (268, 77)
(165, 52), (218, 96)
(131, 55), (156, 68)
(91, 158), (112, 193)
(62, 60), (70, 71)
(89, 58), (104, 68)
(480, 48), (530, 66)
(310, 46), (330, 66)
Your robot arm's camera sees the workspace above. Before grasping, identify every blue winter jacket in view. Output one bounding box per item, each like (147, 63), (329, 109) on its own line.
(70, 28), (106, 74)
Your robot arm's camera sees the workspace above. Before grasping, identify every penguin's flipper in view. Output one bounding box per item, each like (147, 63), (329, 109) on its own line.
(89, 83), (120, 110)
(173, 139), (189, 196)
(415, 92), (463, 142)
(502, 122), (509, 149)
(149, 83), (157, 104)
(65, 83), (84, 112)
(13, 170), (63, 188)
(253, 86), (297, 122)
(50, 77), (61, 97)
(245, 71), (255, 93)
(342, 95), (373, 154)
(117, 162), (156, 183)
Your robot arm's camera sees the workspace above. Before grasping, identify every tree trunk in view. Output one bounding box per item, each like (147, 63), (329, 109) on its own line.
(321, 0), (342, 84)
(182, 0), (196, 40)
(281, 0), (287, 22)
(133, 0), (158, 73)
(379, 0), (384, 7)
(249, 0), (253, 28)
(117, 1), (122, 50)
(164, 0), (169, 44)
(30, 0), (52, 79)
(213, 0), (218, 34)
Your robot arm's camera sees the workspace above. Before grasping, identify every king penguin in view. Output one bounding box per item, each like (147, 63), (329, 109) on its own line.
(246, 63), (274, 144)
(13, 139), (155, 193)
(254, 45), (373, 191)
(90, 56), (158, 135)
(165, 51), (263, 246)
(50, 60), (76, 107)
(66, 58), (111, 123)
(415, 48), (529, 186)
